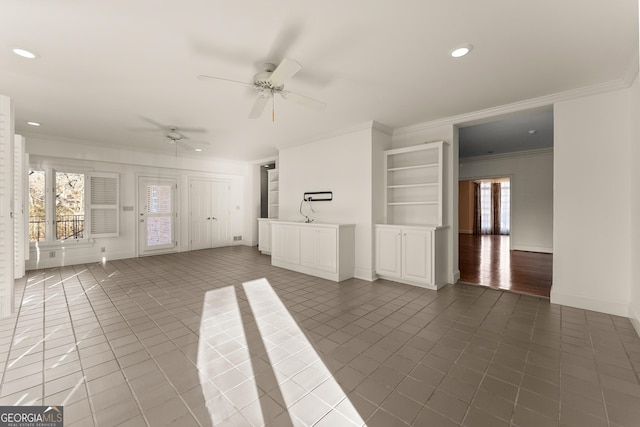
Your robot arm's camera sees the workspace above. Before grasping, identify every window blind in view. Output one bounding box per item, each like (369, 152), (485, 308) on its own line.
(88, 172), (119, 237)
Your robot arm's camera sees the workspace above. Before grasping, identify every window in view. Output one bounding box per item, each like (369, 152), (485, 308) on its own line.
(55, 171), (85, 240)
(28, 168), (119, 243)
(499, 181), (510, 235)
(475, 178), (510, 235)
(28, 170), (46, 241)
(479, 182), (492, 234)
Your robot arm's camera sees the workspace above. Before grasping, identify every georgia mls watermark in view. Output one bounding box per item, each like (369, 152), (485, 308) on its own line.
(0, 406), (63, 427)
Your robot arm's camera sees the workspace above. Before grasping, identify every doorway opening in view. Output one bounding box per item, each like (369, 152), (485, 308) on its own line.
(457, 108), (553, 298)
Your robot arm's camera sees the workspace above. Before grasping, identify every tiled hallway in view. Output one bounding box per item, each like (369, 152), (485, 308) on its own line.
(1, 246), (639, 426)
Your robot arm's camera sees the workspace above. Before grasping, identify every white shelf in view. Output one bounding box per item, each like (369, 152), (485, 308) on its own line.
(268, 169), (279, 219)
(387, 183), (438, 189)
(384, 141), (444, 226)
(387, 163), (438, 172)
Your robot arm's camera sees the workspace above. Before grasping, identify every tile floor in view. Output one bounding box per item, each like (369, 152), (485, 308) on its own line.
(1, 246), (640, 426)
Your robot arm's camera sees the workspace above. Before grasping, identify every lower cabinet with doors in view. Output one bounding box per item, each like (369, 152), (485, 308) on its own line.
(271, 221), (355, 282)
(375, 224), (448, 289)
(257, 218), (273, 254)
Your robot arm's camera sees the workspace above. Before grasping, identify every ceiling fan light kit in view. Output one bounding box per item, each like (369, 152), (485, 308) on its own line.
(200, 57), (325, 121)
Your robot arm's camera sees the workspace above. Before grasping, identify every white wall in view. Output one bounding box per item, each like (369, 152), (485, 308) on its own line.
(25, 136), (251, 270)
(278, 124), (381, 280)
(459, 149), (554, 253)
(552, 87), (633, 316)
(630, 74), (640, 334)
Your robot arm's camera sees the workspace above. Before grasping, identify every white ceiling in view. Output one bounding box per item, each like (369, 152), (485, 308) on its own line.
(1, 1), (637, 162)
(459, 108), (554, 158)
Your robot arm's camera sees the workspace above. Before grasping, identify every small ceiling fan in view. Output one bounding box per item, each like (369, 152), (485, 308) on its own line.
(132, 117), (210, 154)
(162, 127), (212, 157)
(199, 58), (325, 121)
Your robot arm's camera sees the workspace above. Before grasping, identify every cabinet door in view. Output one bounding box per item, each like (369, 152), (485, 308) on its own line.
(402, 228), (433, 284)
(258, 220), (271, 252)
(375, 227), (402, 278)
(315, 227), (337, 272)
(272, 224), (300, 264)
(300, 227), (317, 268)
(300, 227), (337, 272)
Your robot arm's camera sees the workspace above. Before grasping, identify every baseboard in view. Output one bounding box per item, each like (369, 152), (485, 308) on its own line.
(26, 250), (135, 270)
(629, 302), (640, 338)
(450, 270), (461, 284)
(550, 288), (629, 317)
(512, 245), (553, 254)
(459, 229), (473, 235)
(354, 268), (376, 282)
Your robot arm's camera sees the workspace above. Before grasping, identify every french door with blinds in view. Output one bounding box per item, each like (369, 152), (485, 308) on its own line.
(138, 177), (177, 255)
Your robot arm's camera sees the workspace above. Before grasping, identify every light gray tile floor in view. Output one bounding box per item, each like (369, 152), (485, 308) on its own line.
(1, 246), (639, 426)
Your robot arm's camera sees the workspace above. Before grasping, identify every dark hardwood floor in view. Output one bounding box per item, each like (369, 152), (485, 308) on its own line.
(458, 234), (552, 298)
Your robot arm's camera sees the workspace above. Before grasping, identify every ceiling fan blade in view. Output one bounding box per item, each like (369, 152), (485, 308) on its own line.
(280, 90), (326, 110)
(176, 126), (208, 134)
(268, 58), (302, 87)
(248, 94), (270, 119)
(198, 74), (255, 88)
(138, 116), (167, 129)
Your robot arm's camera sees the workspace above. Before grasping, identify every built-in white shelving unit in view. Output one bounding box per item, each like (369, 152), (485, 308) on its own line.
(384, 141), (443, 226)
(268, 169), (279, 219)
(377, 141), (447, 290)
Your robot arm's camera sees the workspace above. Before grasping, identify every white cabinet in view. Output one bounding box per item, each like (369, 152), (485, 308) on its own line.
(300, 226), (337, 273)
(375, 224), (447, 290)
(272, 221), (355, 282)
(384, 141), (444, 226)
(257, 218), (272, 254)
(271, 222), (300, 265)
(375, 226), (402, 277)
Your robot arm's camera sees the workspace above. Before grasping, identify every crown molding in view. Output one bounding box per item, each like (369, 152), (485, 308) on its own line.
(371, 120), (394, 136)
(393, 78), (634, 137)
(278, 120), (393, 151)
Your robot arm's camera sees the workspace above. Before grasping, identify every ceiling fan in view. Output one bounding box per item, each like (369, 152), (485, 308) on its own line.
(132, 117), (210, 154)
(199, 58), (325, 121)
(162, 127), (211, 155)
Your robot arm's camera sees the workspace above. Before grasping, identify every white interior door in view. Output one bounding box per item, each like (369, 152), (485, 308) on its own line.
(210, 181), (231, 248)
(138, 177), (176, 255)
(190, 179), (231, 250)
(190, 180), (212, 250)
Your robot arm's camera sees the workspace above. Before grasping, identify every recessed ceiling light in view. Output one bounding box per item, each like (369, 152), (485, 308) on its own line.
(195, 148), (203, 152)
(11, 47), (39, 59)
(450, 44), (473, 58)
(27, 121), (40, 126)
(528, 129), (537, 134)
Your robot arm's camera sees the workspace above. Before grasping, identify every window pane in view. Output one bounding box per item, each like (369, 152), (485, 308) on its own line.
(500, 181), (510, 234)
(55, 172), (85, 240)
(480, 182), (492, 233)
(29, 170), (46, 242)
(147, 185), (172, 214)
